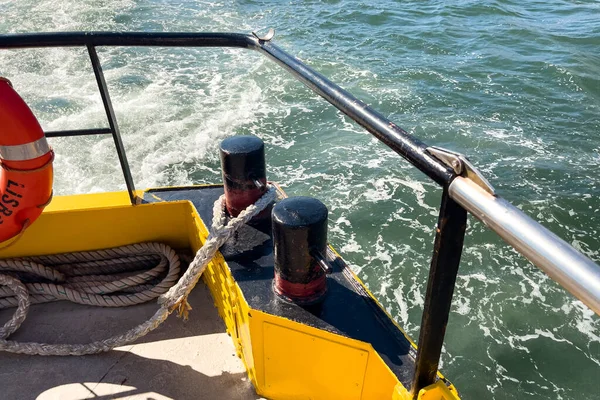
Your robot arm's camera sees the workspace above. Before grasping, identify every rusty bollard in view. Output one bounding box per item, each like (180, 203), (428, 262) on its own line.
(272, 197), (331, 305)
(219, 135), (267, 217)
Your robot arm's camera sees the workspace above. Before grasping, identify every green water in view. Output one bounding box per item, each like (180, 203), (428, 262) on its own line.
(0, 0), (599, 398)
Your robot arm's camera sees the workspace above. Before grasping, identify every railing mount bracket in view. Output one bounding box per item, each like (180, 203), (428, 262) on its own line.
(252, 28), (275, 42)
(426, 146), (495, 195)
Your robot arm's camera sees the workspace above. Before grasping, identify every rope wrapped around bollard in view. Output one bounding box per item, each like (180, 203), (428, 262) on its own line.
(0, 186), (276, 356)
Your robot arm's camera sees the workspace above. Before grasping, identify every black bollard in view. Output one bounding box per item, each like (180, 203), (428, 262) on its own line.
(219, 135), (267, 217)
(272, 196), (330, 305)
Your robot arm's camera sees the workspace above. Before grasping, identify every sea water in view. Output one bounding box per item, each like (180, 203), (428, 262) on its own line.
(0, 1), (598, 398)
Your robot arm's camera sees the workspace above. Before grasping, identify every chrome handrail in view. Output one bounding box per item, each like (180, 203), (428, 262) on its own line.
(450, 177), (600, 315)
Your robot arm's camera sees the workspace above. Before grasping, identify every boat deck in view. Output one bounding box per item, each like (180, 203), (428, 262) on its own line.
(0, 283), (260, 400)
(145, 186), (418, 387)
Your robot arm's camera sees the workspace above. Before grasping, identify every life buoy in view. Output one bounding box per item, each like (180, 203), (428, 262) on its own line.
(0, 77), (53, 243)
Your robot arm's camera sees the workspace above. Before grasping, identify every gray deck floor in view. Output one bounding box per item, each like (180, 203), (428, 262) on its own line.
(0, 284), (261, 400)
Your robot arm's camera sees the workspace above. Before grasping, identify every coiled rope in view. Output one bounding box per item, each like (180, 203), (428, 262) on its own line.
(0, 186), (276, 356)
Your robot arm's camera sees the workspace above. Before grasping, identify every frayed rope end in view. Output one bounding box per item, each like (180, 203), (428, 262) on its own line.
(169, 297), (193, 321)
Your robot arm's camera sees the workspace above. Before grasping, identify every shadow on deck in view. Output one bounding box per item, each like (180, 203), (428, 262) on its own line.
(0, 284), (261, 400)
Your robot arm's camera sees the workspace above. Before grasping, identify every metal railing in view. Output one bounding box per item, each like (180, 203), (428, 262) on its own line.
(1, 31), (598, 396)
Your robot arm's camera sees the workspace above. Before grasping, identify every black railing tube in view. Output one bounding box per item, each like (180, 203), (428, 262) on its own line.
(411, 188), (467, 395)
(0, 31), (454, 186)
(87, 45), (137, 205)
(45, 128), (112, 138)
(0, 32), (256, 49)
(254, 41), (453, 187)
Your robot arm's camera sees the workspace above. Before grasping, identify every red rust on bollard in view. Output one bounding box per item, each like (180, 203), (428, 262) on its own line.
(274, 273), (327, 303)
(219, 136), (267, 217)
(272, 196), (329, 305)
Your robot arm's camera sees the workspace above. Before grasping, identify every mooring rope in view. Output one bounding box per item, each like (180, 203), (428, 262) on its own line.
(0, 242), (181, 309)
(0, 186), (276, 356)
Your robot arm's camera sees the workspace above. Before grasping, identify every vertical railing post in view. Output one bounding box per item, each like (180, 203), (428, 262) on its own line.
(411, 187), (467, 396)
(87, 45), (137, 205)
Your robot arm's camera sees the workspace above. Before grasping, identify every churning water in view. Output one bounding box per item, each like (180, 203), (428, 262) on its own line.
(1, 0), (599, 398)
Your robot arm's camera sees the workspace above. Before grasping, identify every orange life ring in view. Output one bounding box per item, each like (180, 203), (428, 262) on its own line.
(0, 78), (53, 243)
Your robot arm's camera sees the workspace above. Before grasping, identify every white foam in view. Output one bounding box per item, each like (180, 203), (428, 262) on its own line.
(392, 282), (409, 328)
(340, 235), (363, 254)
